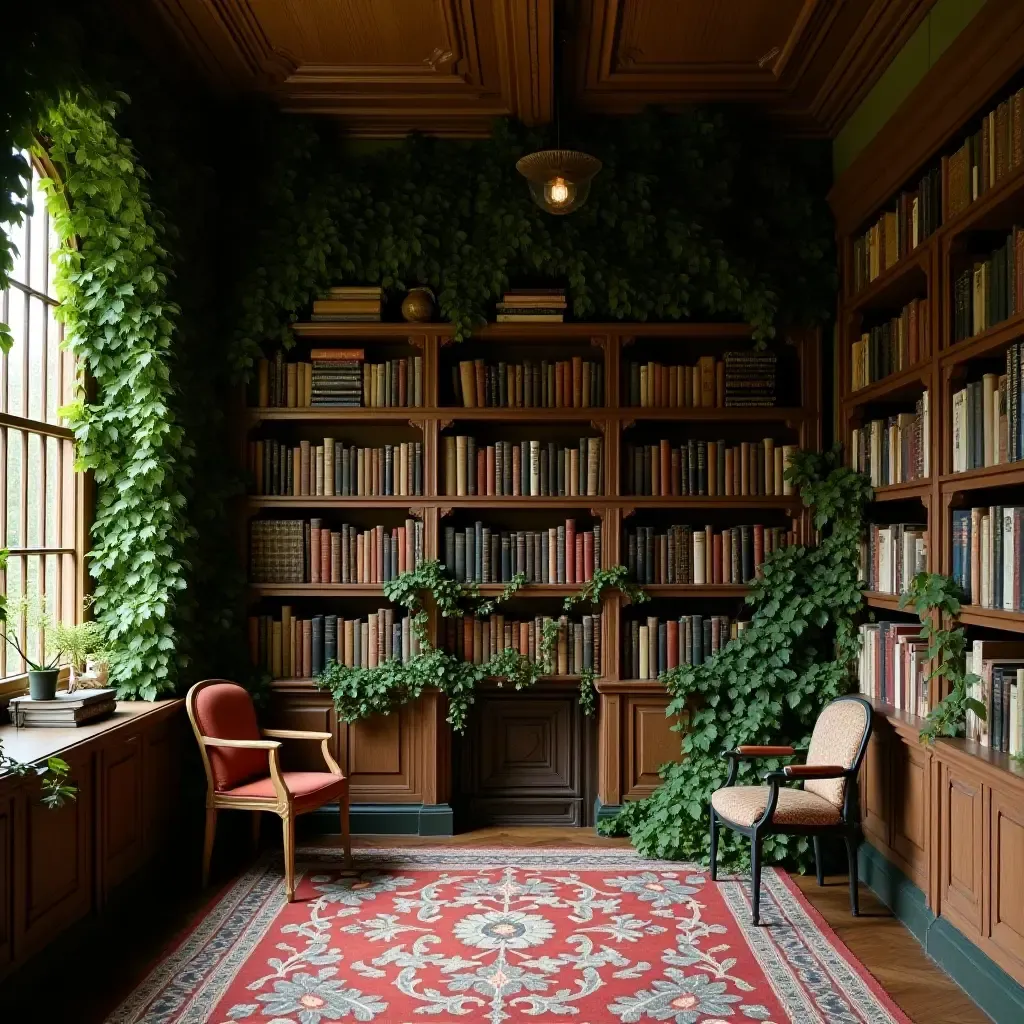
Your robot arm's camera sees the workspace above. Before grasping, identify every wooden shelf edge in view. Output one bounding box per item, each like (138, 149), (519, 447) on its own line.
(288, 321), (756, 339)
(939, 461), (1024, 491)
(956, 605), (1024, 633)
(863, 591), (913, 612)
(246, 496), (429, 507)
(871, 479), (932, 501)
(843, 244), (931, 312)
(841, 360), (932, 408)
(940, 309), (1024, 367)
(246, 407), (426, 422)
(866, 695), (929, 736)
(939, 161), (1024, 242)
(641, 584), (751, 597)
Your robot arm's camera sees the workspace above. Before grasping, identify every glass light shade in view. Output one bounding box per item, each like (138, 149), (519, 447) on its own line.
(516, 150), (602, 215)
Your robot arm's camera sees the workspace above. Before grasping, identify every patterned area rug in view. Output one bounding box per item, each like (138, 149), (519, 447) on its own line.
(106, 847), (909, 1024)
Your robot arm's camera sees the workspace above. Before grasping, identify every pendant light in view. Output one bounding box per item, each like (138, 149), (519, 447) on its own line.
(516, 12), (600, 215)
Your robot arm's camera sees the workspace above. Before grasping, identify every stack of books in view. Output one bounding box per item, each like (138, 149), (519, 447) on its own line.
(250, 438), (423, 498)
(857, 622), (929, 717)
(496, 288), (566, 323)
(250, 518), (425, 585)
(624, 614), (747, 678)
(443, 614), (598, 675)
(624, 356), (723, 407)
(443, 520), (601, 585)
(952, 227), (1023, 342)
(850, 298), (929, 390)
(443, 435), (603, 497)
(248, 606), (420, 680)
(967, 639), (1024, 753)
(851, 164), (941, 292)
(311, 347), (364, 407)
(624, 439), (795, 497)
(454, 357), (602, 408)
(723, 351), (777, 407)
(311, 286), (383, 322)
(951, 506), (1024, 609)
(861, 523), (927, 595)
(850, 392), (930, 485)
(625, 523), (792, 586)
(947, 87), (1024, 219)
(9, 688), (117, 727)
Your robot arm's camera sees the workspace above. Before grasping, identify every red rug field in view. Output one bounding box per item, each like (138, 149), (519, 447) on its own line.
(106, 847), (910, 1023)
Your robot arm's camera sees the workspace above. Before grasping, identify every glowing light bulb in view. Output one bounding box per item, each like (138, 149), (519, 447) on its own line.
(548, 177), (570, 205)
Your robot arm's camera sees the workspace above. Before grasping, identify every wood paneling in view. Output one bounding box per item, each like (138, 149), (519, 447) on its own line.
(891, 735), (929, 887)
(939, 760), (985, 939)
(148, 0), (552, 136)
(623, 695), (679, 800)
(142, 716), (184, 859)
(860, 729), (890, 848)
(989, 789), (1024, 974)
(0, 795), (12, 974)
(98, 730), (145, 896)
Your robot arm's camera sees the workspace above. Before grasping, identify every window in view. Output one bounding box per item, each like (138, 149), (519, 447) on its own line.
(0, 153), (82, 687)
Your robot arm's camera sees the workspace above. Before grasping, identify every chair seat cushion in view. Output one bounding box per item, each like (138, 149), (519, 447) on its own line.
(221, 771), (347, 809)
(711, 785), (842, 827)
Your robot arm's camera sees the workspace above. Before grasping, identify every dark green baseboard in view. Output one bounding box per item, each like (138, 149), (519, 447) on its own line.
(594, 799), (622, 824)
(299, 802), (454, 838)
(859, 842), (1024, 1024)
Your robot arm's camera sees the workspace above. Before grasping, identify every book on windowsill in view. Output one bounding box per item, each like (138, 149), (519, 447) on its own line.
(9, 688), (117, 727)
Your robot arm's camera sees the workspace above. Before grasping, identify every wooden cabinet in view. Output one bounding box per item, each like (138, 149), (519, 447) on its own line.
(0, 700), (185, 980)
(938, 758), (986, 939)
(891, 733), (931, 889)
(989, 788), (1024, 976)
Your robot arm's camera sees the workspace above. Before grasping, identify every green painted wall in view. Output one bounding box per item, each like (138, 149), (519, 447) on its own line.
(834, 0), (988, 175)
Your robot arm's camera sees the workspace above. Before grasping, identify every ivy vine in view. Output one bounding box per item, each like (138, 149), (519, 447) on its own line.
(227, 110), (834, 368)
(316, 561), (645, 731)
(599, 448), (872, 872)
(898, 573), (983, 744)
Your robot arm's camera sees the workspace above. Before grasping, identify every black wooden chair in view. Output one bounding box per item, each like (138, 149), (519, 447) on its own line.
(709, 694), (873, 925)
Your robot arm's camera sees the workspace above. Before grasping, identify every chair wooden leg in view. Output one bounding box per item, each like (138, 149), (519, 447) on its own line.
(340, 790), (352, 869)
(201, 808), (217, 888)
(845, 831), (861, 916)
(813, 835), (825, 886)
(282, 811), (296, 902)
(252, 811), (261, 853)
(709, 805), (719, 882)
(750, 834), (763, 927)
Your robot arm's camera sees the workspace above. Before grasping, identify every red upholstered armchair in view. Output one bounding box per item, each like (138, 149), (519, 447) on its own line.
(186, 679), (351, 901)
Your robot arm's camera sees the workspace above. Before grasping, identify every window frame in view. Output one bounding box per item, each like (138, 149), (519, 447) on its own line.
(0, 149), (88, 697)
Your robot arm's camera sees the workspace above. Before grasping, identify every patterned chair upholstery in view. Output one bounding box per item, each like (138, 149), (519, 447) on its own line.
(709, 695), (872, 926)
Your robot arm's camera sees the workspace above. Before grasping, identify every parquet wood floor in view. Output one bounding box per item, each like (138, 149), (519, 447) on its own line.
(0, 827), (988, 1024)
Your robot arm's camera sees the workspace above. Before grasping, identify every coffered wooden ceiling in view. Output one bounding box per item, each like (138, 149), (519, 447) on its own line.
(144, 0), (935, 137)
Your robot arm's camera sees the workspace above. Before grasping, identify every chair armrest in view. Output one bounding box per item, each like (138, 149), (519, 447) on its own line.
(202, 736), (281, 750)
(783, 764), (848, 778)
(262, 729), (333, 741)
(736, 745), (796, 756)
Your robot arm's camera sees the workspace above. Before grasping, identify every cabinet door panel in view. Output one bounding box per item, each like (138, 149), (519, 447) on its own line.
(101, 730), (145, 895)
(860, 729), (889, 848)
(0, 792), (13, 974)
(939, 762), (985, 938)
(623, 696), (681, 801)
(990, 790), (1024, 972)
(891, 737), (930, 889)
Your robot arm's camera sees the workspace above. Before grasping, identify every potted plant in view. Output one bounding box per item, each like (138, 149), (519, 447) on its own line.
(53, 620), (108, 692)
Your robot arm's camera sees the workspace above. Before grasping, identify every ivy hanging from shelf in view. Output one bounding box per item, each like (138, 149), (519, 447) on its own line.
(315, 560), (647, 732)
(598, 449), (873, 874)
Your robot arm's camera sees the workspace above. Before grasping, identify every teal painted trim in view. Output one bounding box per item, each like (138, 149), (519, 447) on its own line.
(594, 799), (622, 824)
(300, 802), (454, 837)
(859, 843), (1024, 1023)
(834, 0), (988, 174)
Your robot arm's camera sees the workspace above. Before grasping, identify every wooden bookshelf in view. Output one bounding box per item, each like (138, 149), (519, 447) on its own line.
(244, 322), (821, 828)
(832, 11), (1024, 986)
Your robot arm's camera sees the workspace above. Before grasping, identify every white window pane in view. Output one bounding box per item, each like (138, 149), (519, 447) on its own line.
(28, 294), (47, 421)
(6, 209), (28, 290)
(25, 554), (41, 665)
(27, 431), (42, 548)
(6, 427), (22, 548)
(5, 555), (23, 674)
(45, 436), (59, 546)
(47, 303), (63, 421)
(28, 166), (50, 295)
(5, 288), (25, 416)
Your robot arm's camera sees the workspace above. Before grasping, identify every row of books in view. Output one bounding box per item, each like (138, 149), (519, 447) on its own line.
(453, 358), (603, 408)
(849, 298), (930, 391)
(857, 622), (929, 718)
(952, 374), (1010, 472)
(623, 615), (746, 679)
(622, 440), (796, 497)
(851, 165), (941, 293)
(248, 606), (420, 680)
(849, 393), (930, 486)
(441, 614), (598, 675)
(951, 506), (1024, 610)
(624, 524), (792, 586)
(946, 88), (1024, 220)
(625, 357), (724, 409)
(249, 439), (423, 498)
(250, 519), (425, 585)
(442, 436), (603, 498)
(442, 521), (601, 585)
(496, 288), (566, 323)
(968, 639), (1024, 753)
(255, 349), (425, 408)
(310, 286), (383, 322)
(952, 228), (1023, 342)
(860, 523), (927, 595)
